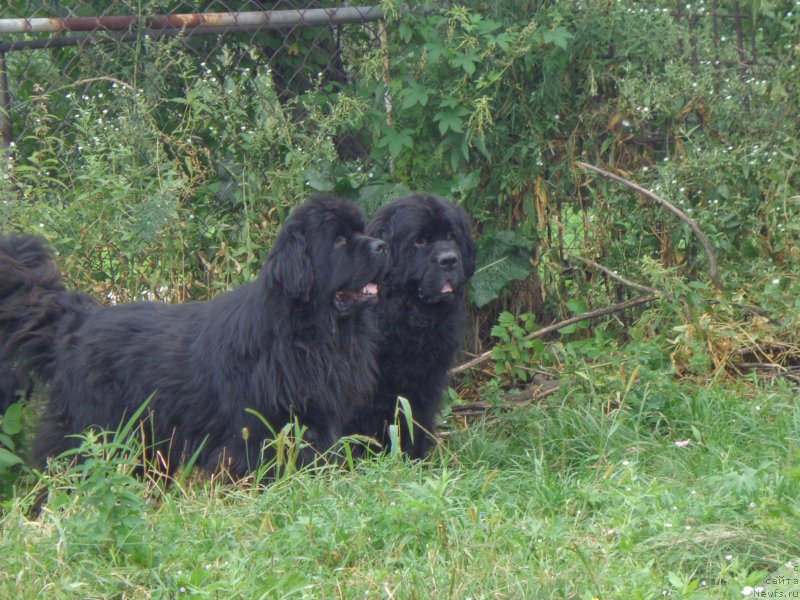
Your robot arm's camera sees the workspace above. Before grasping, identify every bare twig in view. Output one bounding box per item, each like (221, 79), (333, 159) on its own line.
(577, 161), (723, 290)
(737, 363), (787, 371)
(737, 342), (799, 356)
(569, 255), (666, 296)
(450, 401), (492, 416)
(505, 384), (561, 404)
(450, 294), (660, 375)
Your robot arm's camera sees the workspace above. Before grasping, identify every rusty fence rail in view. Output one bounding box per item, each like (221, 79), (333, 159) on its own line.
(0, 6), (385, 37)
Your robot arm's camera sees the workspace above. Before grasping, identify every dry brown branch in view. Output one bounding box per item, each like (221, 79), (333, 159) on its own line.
(577, 161), (723, 290)
(450, 401), (492, 416)
(737, 363), (787, 371)
(450, 383), (561, 417)
(505, 384), (561, 404)
(450, 294), (660, 375)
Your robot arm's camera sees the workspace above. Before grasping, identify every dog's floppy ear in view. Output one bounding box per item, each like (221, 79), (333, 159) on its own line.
(366, 207), (395, 247)
(263, 227), (314, 301)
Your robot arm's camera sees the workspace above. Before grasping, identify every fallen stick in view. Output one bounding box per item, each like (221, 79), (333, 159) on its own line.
(450, 294), (660, 375)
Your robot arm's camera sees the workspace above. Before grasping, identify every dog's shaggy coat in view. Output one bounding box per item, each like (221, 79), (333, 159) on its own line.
(346, 194), (476, 458)
(0, 359), (24, 413)
(0, 194), (387, 475)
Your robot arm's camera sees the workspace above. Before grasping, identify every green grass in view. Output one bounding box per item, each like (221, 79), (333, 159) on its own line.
(1, 375), (798, 599)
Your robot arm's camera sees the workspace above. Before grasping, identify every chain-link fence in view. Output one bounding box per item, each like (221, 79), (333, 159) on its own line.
(0, 1), (391, 158)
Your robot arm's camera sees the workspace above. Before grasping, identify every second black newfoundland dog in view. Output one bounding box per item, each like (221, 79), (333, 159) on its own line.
(346, 194), (476, 458)
(0, 194), (387, 476)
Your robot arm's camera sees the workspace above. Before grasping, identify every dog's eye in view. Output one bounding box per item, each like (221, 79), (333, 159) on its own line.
(414, 237), (427, 248)
(333, 235), (347, 248)
(446, 231), (455, 241)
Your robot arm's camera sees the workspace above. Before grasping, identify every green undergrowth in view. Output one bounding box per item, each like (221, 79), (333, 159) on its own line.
(1, 374), (797, 599)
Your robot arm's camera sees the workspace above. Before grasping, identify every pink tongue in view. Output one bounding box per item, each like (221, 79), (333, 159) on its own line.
(441, 281), (454, 294)
(363, 283), (378, 295)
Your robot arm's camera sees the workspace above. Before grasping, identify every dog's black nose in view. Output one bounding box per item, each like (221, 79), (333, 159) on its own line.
(437, 251), (459, 269)
(370, 239), (387, 254)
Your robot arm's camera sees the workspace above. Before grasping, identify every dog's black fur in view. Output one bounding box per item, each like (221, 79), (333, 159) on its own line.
(0, 194), (387, 476)
(0, 359), (24, 413)
(346, 194), (475, 458)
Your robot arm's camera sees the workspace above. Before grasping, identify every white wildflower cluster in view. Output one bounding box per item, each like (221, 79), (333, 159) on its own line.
(1, 141), (15, 181)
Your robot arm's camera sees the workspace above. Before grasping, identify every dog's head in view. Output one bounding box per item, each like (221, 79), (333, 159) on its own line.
(368, 194), (476, 304)
(263, 194), (388, 316)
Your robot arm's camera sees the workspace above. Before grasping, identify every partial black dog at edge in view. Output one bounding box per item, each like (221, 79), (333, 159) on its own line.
(345, 194), (476, 458)
(0, 194), (387, 477)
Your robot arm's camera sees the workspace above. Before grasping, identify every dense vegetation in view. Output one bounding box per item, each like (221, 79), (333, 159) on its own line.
(0, 0), (798, 597)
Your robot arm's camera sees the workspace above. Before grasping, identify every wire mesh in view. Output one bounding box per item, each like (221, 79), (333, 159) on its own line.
(0, 1), (387, 159)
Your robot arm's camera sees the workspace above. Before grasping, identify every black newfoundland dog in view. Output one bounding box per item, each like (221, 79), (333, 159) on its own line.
(346, 194), (476, 458)
(0, 194), (387, 476)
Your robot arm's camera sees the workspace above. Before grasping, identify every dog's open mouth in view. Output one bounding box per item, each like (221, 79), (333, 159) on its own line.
(334, 282), (379, 312)
(418, 279), (459, 303)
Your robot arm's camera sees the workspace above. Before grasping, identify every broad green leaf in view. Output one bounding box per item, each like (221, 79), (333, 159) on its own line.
(469, 230), (532, 307)
(450, 51), (478, 76)
(0, 448), (23, 468)
(399, 83), (430, 109)
(434, 107), (470, 136)
(304, 169), (333, 192)
(377, 128), (415, 156)
(1, 403), (22, 436)
(566, 298), (589, 315)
